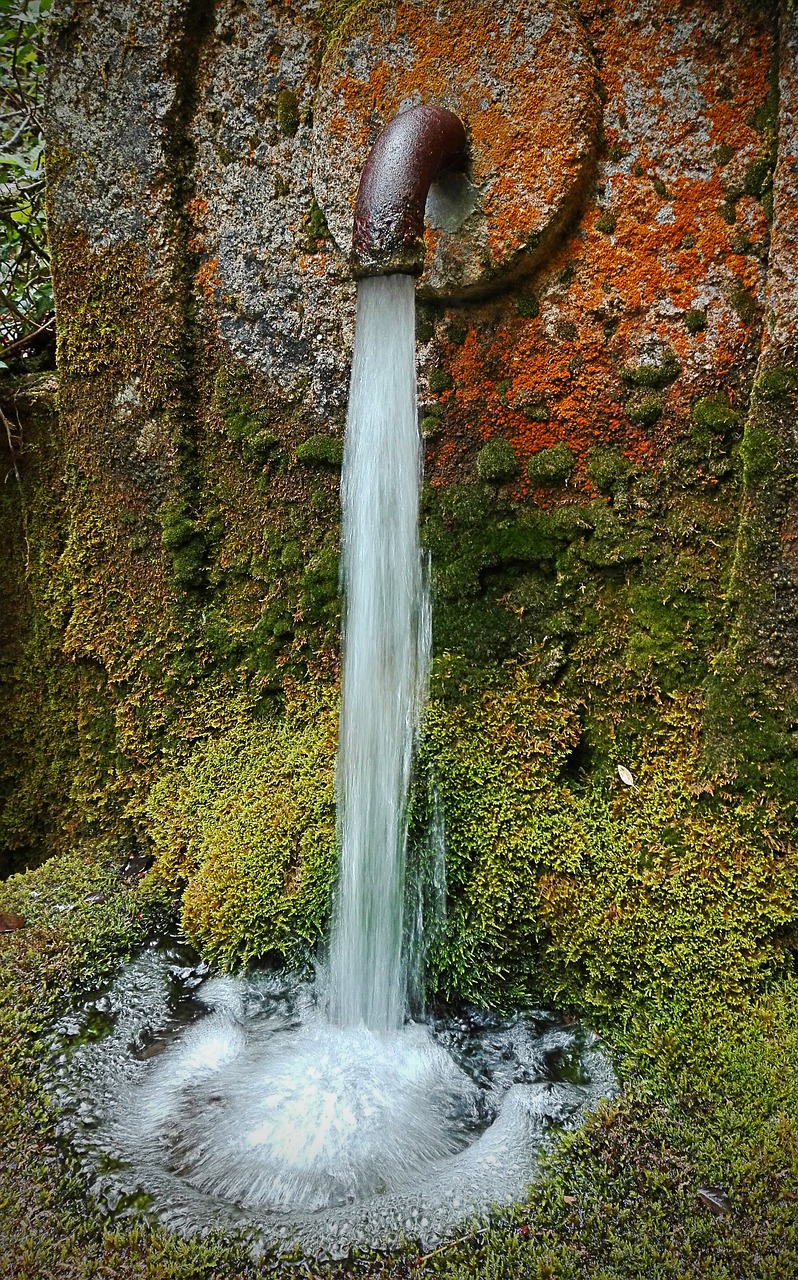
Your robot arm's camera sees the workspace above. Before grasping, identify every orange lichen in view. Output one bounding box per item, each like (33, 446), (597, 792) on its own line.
(414, 0), (773, 500)
(195, 258), (221, 301)
(318, 0), (598, 285)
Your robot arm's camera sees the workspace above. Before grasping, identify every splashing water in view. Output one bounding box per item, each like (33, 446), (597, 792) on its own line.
(329, 273), (429, 1031)
(50, 945), (615, 1256)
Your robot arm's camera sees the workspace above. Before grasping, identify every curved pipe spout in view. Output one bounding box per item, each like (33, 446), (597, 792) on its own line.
(351, 104), (468, 278)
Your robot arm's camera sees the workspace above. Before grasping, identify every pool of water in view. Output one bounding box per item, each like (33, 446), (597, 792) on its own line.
(48, 938), (615, 1258)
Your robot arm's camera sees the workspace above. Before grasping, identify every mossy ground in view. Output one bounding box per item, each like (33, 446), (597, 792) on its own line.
(1, 843), (797, 1278)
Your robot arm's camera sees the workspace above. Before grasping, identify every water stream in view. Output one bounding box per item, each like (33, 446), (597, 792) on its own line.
(329, 273), (428, 1031)
(48, 271), (616, 1257)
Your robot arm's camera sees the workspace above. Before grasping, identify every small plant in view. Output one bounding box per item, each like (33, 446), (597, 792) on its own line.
(620, 349), (680, 388)
(446, 322), (468, 346)
(625, 393), (664, 427)
(692, 397), (740, 433)
(302, 198), (329, 251)
(684, 308), (707, 334)
(754, 366), (798, 401)
(476, 438), (518, 483)
(595, 210), (617, 235)
(739, 425), (778, 484)
(0, 0), (54, 370)
(276, 89), (300, 137)
(515, 291), (540, 318)
(728, 278), (757, 325)
(522, 403), (550, 423)
(429, 368), (453, 394)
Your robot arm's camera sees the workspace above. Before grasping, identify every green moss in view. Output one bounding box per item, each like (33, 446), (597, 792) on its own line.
(515, 291), (540, 318)
(416, 303), (436, 343)
(683, 308), (707, 334)
(158, 497), (209, 588)
(302, 197), (329, 250)
(475, 438), (518, 483)
(145, 689), (338, 968)
(295, 434), (343, 467)
(429, 368), (454, 394)
(719, 197), (738, 225)
(214, 369), (279, 464)
(275, 89), (300, 137)
(595, 210), (616, 235)
(691, 397), (740, 435)
(624, 392), (664, 427)
(586, 445), (634, 491)
(728, 278), (758, 325)
(739, 423), (779, 485)
(619, 349), (679, 388)
(521, 402), (549, 422)
(315, 0), (391, 54)
(527, 443), (575, 485)
(445, 322), (468, 346)
(754, 365), (798, 401)
(743, 62), (778, 218)
(418, 676), (798, 1020)
(650, 175), (667, 198)
(714, 143), (736, 166)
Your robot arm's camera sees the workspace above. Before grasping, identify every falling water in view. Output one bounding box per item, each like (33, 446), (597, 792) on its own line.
(49, 267), (617, 1258)
(328, 272), (429, 1031)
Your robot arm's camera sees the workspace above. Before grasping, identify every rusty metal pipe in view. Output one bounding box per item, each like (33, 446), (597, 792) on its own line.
(351, 104), (468, 278)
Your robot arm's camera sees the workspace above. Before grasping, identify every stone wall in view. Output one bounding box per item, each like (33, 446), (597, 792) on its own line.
(1, 1), (796, 988)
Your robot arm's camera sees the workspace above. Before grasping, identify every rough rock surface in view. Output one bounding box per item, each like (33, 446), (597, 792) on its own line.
(0, 0), (794, 859)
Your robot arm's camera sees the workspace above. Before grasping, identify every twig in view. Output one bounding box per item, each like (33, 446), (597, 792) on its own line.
(1, 314), (55, 357)
(414, 1229), (481, 1266)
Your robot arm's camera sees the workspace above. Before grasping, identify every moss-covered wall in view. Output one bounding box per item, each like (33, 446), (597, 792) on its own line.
(1, 0), (797, 1021)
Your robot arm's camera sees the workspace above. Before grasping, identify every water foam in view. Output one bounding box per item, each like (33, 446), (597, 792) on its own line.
(50, 946), (615, 1256)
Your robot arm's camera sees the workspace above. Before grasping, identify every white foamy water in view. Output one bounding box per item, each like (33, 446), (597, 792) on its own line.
(328, 273), (429, 1031)
(50, 947), (616, 1257)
